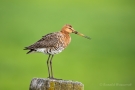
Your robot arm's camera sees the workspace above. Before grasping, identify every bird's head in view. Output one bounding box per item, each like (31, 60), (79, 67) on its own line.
(61, 24), (91, 40)
(61, 24), (75, 33)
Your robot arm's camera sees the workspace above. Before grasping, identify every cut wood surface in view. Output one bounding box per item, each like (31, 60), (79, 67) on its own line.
(29, 78), (84, 90)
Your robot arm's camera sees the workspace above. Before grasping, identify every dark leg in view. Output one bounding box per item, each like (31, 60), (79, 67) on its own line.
(50, 55), (54, 78)
(47, 54), (51, 78)
(49, 55), (62, 80)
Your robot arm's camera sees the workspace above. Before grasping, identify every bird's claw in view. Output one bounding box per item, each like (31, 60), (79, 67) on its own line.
(48, 77), (63, 80)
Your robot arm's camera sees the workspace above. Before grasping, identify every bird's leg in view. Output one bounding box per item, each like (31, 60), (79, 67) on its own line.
(50, 55), (54, 78)
(47, 54), (51, 78)
(49, 55), (62, 80)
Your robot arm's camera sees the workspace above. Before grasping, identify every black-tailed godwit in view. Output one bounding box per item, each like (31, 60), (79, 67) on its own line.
(24, 24), (90, 79)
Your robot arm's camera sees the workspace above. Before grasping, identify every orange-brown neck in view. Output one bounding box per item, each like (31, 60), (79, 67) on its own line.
(60, 28), (70, 34)
(60, 31), (71, 48)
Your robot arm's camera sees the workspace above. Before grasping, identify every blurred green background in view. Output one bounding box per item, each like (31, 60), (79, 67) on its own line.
(0, 0), (135, 90)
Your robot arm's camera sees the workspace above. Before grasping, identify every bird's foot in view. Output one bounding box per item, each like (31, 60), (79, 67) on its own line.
(48, 77), (62, 80)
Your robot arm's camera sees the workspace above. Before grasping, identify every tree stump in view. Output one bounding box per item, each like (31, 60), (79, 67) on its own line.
(29, 78), (84, 90)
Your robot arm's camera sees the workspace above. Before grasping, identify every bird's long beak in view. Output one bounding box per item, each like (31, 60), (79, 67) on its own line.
(72, 30), (91, 40)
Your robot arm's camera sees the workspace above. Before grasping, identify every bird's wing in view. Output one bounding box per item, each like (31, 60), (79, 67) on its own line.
(24, 32), (62, 50)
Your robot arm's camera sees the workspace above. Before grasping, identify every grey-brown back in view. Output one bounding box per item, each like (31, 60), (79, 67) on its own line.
(24, 32), (65, 54)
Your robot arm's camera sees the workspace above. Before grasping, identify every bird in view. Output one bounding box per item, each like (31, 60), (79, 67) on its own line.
(24, 24), (90, 79)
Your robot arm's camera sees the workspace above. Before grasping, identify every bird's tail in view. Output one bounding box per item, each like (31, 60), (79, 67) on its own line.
(23, 47), (28, 50)
(26, 50), (34, 54)
(23, 47), (35, 54)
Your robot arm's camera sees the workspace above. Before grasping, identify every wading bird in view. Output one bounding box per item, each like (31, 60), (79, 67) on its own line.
(24, 24), (90, 79)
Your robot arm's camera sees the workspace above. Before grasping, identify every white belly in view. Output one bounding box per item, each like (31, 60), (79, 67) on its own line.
(36, 47), (64, 55)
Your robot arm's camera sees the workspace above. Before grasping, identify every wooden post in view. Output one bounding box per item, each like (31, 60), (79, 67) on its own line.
(29, 78), (84, 90)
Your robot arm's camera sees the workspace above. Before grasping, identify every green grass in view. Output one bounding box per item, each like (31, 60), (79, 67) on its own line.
(0, 0), (135, 90)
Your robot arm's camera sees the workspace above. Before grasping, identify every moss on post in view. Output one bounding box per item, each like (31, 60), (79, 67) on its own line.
(29, 78), (84, 90)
